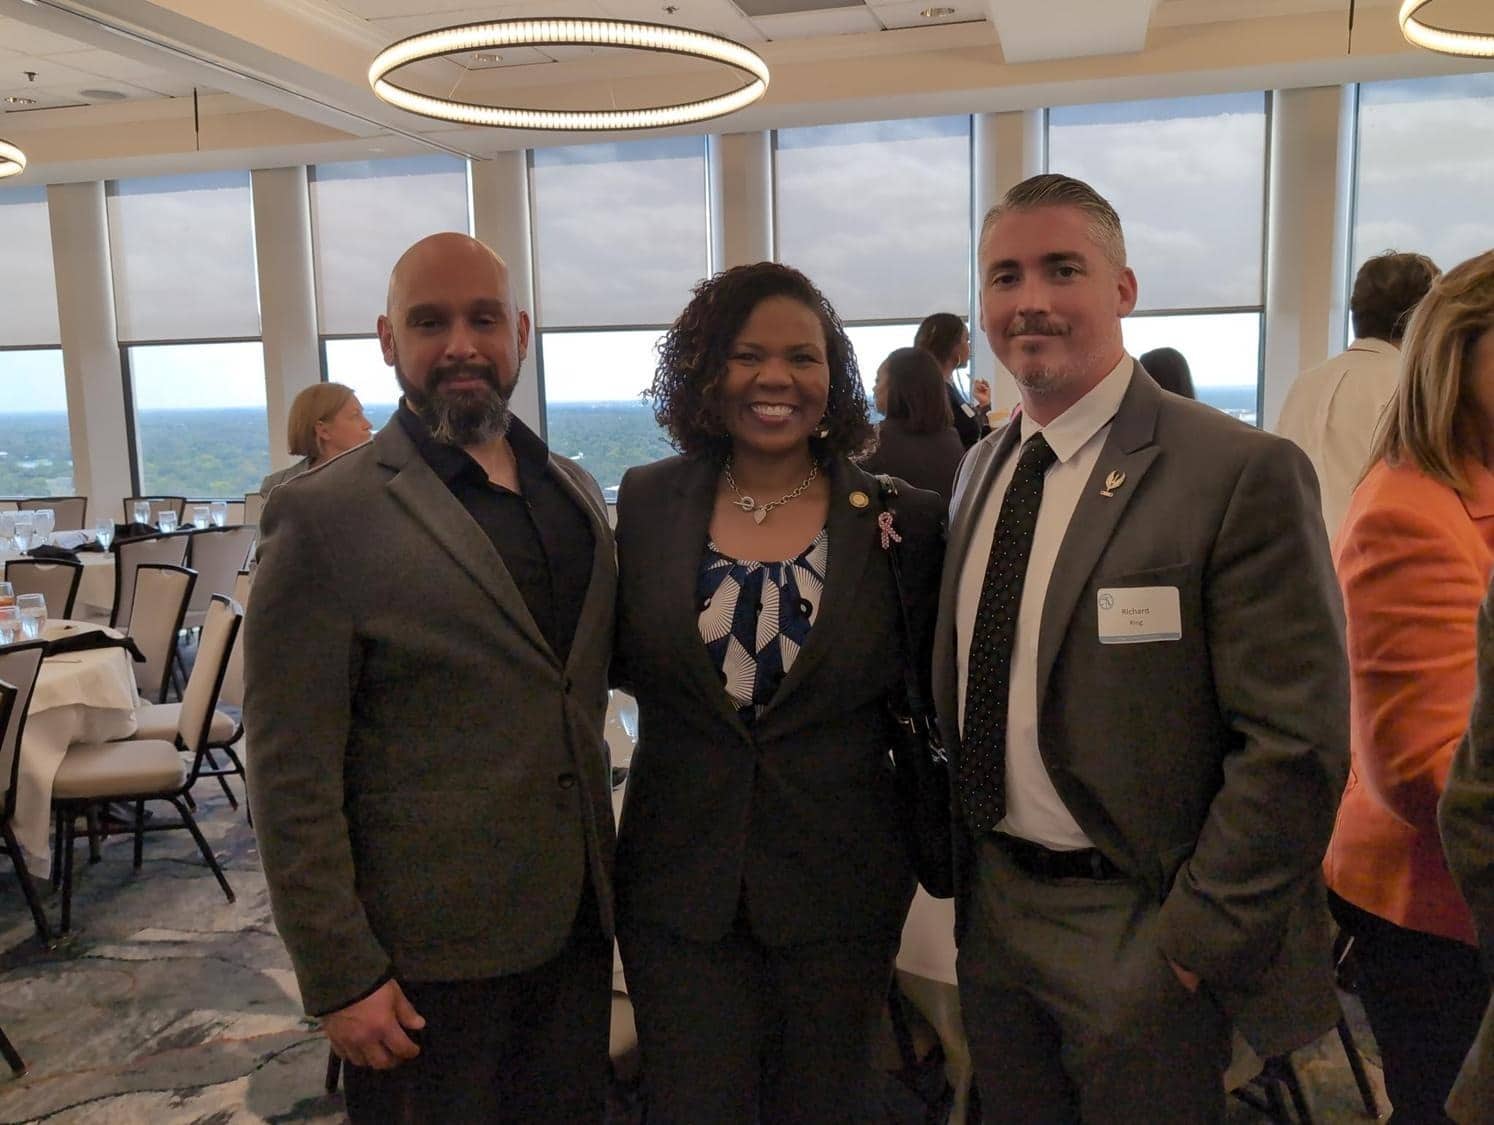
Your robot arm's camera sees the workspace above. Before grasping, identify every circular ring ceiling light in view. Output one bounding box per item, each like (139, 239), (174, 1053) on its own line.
(0, 139), (26, 179)
(369, 18), (770, 131)
(1399, 0), (1494, 58)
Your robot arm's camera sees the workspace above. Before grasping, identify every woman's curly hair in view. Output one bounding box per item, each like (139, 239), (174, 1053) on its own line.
(647, 262), (875, 462)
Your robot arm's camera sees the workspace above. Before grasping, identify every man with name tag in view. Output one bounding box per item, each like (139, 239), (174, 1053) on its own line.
(933, 173), (1348, 1121)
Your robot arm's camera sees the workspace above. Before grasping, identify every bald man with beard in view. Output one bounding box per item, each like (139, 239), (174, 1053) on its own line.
(246, 233), (619, 1123)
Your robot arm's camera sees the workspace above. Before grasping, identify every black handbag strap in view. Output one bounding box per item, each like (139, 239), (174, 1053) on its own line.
(876, 475), (932, 718)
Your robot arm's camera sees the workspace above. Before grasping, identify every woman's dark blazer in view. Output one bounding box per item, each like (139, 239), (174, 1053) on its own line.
(613, 453), (945, 948)
(860, 419), (965, 506)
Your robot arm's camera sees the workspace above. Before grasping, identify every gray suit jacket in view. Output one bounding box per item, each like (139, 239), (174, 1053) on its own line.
(245, 418), (618, 1016)
(259, 457), (311, 497)
(1441, 580), (1494, 1123)
(933, 368), (1349, 1056)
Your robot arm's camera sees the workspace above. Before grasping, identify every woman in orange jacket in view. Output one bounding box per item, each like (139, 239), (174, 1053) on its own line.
(1325, 249), (1494, 1123)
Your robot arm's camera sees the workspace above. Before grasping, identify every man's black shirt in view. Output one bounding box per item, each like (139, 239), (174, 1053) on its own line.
(397, 402), (594, 664)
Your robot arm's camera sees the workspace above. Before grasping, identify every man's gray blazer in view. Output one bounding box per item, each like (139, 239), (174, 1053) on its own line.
(1441, 581), (1494, 1123)
(933, 367), (1350, 1057)
(245, 418), (618, 1017)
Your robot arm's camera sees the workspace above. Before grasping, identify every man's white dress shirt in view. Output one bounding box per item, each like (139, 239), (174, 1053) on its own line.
(955, 356), (1134, 851)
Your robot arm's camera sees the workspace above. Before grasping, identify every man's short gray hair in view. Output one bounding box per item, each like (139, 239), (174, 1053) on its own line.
(978, 173), (1128, 270)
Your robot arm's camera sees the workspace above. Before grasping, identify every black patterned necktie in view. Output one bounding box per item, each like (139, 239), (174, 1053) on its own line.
(959, 432), (1058, 834)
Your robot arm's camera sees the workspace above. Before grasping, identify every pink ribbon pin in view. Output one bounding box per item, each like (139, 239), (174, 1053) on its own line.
(878, 511), (903, 550)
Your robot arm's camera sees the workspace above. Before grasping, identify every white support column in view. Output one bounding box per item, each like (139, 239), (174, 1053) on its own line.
(972, 110), (1046, 417)
(470, 152), (542, 434)
(1262, 85), (1354, 430)
(251, 167), (321, 471)
(47, 181), (131, 518)
(708, 131), (773, 271)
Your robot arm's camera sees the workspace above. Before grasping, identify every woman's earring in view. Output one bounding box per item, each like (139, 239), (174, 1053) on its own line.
(814, 416), (831, 439)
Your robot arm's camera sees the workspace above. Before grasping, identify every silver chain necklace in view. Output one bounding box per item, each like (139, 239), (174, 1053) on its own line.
(723, 458), (819, 524)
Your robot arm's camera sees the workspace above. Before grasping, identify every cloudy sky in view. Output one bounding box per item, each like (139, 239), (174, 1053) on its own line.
(2, 72), (1492, 424)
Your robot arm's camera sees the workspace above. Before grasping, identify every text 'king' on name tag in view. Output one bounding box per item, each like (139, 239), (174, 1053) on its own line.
(1096, 586), (1182, 644)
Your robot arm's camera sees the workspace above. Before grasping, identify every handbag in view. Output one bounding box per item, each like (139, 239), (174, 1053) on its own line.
(878, 477), (955, 899)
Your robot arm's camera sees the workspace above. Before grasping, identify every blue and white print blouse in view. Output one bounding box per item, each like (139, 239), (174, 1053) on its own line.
(697, 529), (830, 723)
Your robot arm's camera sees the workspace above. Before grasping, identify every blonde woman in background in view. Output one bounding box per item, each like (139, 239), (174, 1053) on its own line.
(1325, 249), (1494, 1124)
(260, 382), (374, 495)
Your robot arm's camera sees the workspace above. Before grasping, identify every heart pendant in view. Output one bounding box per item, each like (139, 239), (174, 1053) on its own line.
(752, 508), (768, 524)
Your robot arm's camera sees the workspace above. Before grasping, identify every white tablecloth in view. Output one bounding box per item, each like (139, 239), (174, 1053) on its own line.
(1, 550), (115, 625)
(12, 620), (140, 865)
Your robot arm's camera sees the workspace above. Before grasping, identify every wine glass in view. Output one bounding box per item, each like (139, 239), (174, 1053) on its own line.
(0, 511), (14, 550)
(0, 605), (19, 644)
(192, 503), (211, 529)
(33, 508), (54, 547)
(133, 500), (151, 525)
(157, 510), (178, 534)
(17, 593), (46, 639)
(209, 500), (229, 528)
(96, 516), (115, 551)
(11, 513), (35, 552)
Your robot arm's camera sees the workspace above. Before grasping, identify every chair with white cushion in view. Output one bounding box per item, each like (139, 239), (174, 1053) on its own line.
(242, 491), (264, 528)
(181, 526), (256, 633)
(0, 644), (51, 944)
(5, 558), (82, 620)
(50, 595), (242, 932)
(126, 564), (196, 704)
(110, 531), (191, 630)
(18, 496), (87, 531)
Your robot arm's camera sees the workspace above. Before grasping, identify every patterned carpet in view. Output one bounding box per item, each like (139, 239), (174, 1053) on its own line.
(0, 778), (1390, 1124)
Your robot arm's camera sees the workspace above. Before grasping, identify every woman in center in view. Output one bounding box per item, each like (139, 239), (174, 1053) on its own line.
(614, 261), (945, 1123)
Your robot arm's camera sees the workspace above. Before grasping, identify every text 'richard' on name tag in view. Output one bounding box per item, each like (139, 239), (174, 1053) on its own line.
(1096, 585), (1182, 645)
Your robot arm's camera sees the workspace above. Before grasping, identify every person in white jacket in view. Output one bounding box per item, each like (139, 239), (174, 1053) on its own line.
(1276, 250), (1439, 538)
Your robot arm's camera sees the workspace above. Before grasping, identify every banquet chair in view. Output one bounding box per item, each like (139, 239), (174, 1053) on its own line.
(242, 492), (264, 527)
(181, 526), (256, 632)
(126, 564), (196, 705)
(50, 595), (242, 932)
(0, 646), (52, 943)
(5, 558), (82, 620)
(110, 531), (191, 630)
(134, 568), (250, 810)
(0, 500), (16, 513)
(121, 496), (187, 525)
(18, 496), (87, 531)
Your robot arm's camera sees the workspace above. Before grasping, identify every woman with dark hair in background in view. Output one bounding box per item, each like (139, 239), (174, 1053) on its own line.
(862, 346), (966, 504)
(613, 261), (944, 1124)
(1139, 346), (1196, 399)
(915, 311), (986, 448)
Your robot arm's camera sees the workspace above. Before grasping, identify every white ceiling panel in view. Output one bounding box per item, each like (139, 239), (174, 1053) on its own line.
(987, 0), (1156, 62)
(868, 1), (987, 31)
(335, 0), (517, 18)
(751, 7), (884, 38)
(0, 16), (97, 57)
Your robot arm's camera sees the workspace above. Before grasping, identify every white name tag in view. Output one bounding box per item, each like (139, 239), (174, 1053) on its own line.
(1096, 586), (1182, 644)
(960, 402), (977, 418)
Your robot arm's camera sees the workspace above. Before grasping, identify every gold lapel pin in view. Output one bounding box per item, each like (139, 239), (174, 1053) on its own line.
(1100, 470), (1126, 498)
(849, 490), (870, 510)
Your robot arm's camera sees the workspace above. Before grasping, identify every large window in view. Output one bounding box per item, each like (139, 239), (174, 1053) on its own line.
(108, 172), (267, 494)
(531, 137), (710, 494)
(0, 349), (73, 496)
(0, 187), (71, 493)
(1048, 93), (1269, 422)
(126, 341), (270, 497)
(311, 156), (471, 338)
(322, 337), (400, 431)
(1353, 73), (1494, 279)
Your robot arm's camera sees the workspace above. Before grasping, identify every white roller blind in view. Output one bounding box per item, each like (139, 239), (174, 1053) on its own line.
(1048, 93), (1268, 312)
(532, 137), (709, 328)
(774, 117), (970, 323)
(0, 186), (61, 347)
(107, 171), (261, 342)
(310, 156), (471, 337)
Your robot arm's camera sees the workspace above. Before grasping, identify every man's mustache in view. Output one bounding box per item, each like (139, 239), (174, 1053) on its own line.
(430, 361), (501, 392)
(1007, 317), (1067, 337)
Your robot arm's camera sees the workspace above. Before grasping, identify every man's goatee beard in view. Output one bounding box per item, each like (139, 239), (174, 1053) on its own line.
(421, 391), (512, 447)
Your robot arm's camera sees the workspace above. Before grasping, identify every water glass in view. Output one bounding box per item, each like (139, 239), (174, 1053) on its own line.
(96, 516), (115, 551)
(0, 581), (13, 609)
(17, 593), (45, 639)
(209, 500), (229, 528)
(0, 605), (19, 645)
(0, 511), (13, 548)
(11, 513), (34, 552)
(33, 508), (54, 545)
(157, 510), (179, 534)
(190, 503), (210, 529)
(132, 500), (152, 525)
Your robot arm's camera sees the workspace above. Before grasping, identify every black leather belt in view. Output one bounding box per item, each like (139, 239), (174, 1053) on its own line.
(995, 833), (1126, 881)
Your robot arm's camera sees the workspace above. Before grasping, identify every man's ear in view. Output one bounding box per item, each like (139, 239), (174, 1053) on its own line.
(377, 314), (397, 366)
(516, 309), (532, 363)
(1116, 267), (1139, 318)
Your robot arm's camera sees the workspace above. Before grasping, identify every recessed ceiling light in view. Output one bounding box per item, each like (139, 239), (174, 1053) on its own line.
(472, 51), (503, 64)
(4, 96), (37, 106)
(80, 88), (128, 101)
(920, 5), (956, 17)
